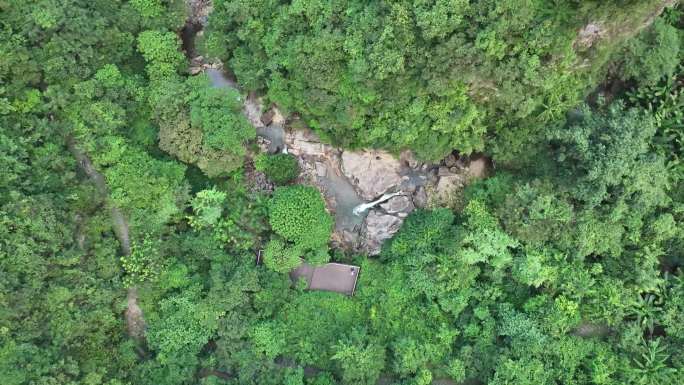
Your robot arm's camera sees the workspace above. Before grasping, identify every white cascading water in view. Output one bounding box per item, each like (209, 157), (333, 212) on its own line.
(352, 191), (403, 216)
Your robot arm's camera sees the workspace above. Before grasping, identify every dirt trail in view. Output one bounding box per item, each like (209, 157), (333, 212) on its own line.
(125, 287), (145, 339)
(68, 138), (144, 339)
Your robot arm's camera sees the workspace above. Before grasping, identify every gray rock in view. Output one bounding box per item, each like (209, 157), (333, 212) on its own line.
(256, 136), (272, 154)
(315, 162), (328, 177)
(286, 129), (331, 157)
(444, 153), (457, 167)
(455, 157), (468, 169)
(413, 186), (428, 208)
(341, 150), (402, 200)
(575, 23), (605, 49)
(428, 169), (440, 184)
(189, 66), (203, 75)
(399, 149), (420, 169)
(432, 174), (464, 203)
(467, 156), (489, 178)
(243, 92), (265, 128)
(361, 211), (403, 255)
(260, 109), (275, 126)
(438, 166), (452, 177)
(380, 195), (414, 214)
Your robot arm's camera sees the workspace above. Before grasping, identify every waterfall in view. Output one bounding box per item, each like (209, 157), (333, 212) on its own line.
(352, 191), (403, 216)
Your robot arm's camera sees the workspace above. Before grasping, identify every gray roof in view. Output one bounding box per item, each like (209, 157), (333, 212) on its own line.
(289, 262), (360, 296)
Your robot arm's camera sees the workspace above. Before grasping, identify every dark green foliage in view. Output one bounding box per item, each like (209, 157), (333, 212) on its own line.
(549, 103), (668, 209)
(382, 208), (455, 260)
(152, 74), (256, 177)
(204, 0), (669, 162)
(255, 153), (300, 184)
(4, 1), (684, 385)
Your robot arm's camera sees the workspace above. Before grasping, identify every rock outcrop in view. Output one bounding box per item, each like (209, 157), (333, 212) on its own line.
(279, 125), (491, 254)
(361, 211), (404, 255)
(341, 150), (403, 200)
(287, 129), (333, 158)
(380, 195), (414, 217)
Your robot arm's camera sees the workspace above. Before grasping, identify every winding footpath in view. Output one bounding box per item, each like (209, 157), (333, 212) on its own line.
(67, 138), (146, 341)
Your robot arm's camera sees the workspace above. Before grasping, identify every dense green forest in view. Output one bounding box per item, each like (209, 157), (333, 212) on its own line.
(1, 1), (683, 385)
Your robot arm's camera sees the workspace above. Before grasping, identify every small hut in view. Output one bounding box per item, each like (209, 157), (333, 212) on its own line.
(289, 262), (360, 296)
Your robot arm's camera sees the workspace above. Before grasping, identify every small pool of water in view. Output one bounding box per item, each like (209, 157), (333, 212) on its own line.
(206, 68), (237, 89)
(256, 125), (286, 153)
(318, 168), (366, 233)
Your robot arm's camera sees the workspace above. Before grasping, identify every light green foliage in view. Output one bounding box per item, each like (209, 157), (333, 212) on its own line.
(121, 235), (164, 286)
(131, 0), (164, 19)
(332, 334), (386, 385)
(459, 199), (518, 269)
(190, 188), (227, 229)
(187, 75), (255, 154)
(268, 185), (333, 263)
(0, 114), (132, 383)
(620, 18), (681, 86)
(249, 322), (285, 359)
(255, 153), (300, 185)
(4, 1), (684, 385)
(272, 291), (363, 368)
(447, 358), (466, 382)
(92, 136), (188, 230)
(137, 30), (185, 80)
(263, 238), (303, 273)
(146, 290), (222, 365)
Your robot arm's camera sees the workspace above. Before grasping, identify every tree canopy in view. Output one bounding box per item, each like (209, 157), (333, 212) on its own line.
(2, 1), (683, 385)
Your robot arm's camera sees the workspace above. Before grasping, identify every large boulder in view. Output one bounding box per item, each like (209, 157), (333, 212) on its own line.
(380, 195), (414, 216)
(341, 150), (403, 200)
(431, 174), (464, 204)
(286, 129), (332, 158)
(361, 211), (403, 255)
(467, 156), (490, 178)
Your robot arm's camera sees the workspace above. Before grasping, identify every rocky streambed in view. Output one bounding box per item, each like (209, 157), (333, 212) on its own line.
(240, 87), (490, 254)
(271, 121), (490, 255)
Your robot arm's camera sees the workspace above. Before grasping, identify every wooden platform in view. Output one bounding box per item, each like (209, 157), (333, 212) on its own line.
(289, 262), (360, 296)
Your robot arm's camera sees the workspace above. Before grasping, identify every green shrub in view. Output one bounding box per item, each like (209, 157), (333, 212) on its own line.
(121, 236), (163, 286)
(263, 238), (303, 273)
(268, 185), (333, 264)
(189, 188), (226, 229)
(620, 18), (681, 86)
(382, 208), (455, 261)
(255, 153), (300, 184)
